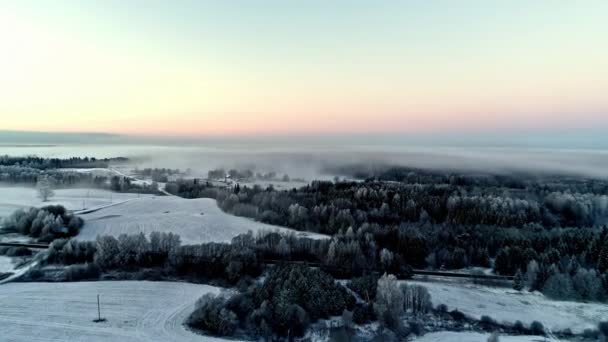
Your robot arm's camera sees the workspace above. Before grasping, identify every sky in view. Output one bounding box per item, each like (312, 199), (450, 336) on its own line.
(1, 1), (607, 137)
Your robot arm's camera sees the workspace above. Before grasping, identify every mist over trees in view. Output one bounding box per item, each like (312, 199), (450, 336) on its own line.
(133, 167), (180, 182)
(0, 155), (126, 170)
(0, 156), (159, 194)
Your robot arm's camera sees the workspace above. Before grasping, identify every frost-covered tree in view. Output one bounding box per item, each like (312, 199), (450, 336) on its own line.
(95, 235), (120, 269)
(401, 283), (431, 315)
(276, 237), (291, 257)
(36, 176), (55, 202)
(513, 269), (525, 291)
(572, 269), (604, 301)
(374, 274), (404, 326)
(380, 248), (394, 271)
(543, 273), (575, 300)
(526, 260), (540, 290)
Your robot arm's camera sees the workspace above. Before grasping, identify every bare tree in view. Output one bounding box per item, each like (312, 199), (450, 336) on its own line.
(37, 176), (55, 202)
(402, 283), (431, 315)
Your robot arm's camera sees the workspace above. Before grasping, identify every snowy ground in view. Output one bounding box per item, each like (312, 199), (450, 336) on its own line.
(414, 331), (549, 342)
(0, 281), (237, 342)
(0, 256), (15, 273)
(0, 186), (152, 219)
(77, 196), (327, 245)
(408, 280), (608, 334)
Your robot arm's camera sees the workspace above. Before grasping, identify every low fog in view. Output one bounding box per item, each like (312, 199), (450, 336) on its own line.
(2, 140), (607, 180)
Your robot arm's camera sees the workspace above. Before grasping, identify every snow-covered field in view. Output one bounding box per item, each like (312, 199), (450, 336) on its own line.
(0, 281), (236, 342)
(409, 280), (608, 334)
(414, 332), (547, 342)
(0, 186), (152, 218)
(0, 256), (15, 273)
(77, 196), (327, 244)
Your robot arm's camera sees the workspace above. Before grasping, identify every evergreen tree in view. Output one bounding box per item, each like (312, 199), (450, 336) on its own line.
(598, 238), (608, 273)
(513, 269), (525, 291)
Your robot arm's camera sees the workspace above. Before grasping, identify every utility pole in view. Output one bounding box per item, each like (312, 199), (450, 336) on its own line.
(97, 294), (101, 321)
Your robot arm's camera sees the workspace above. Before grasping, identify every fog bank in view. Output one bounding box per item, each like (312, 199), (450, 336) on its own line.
(2, 142), (607, 180)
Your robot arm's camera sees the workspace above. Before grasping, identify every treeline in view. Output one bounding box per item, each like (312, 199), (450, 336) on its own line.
(38, 229), (413, 284)
(0, 155), (127, 170)
(207, 168), (293, 182)
(329, 164), (608, 196)
(29, 230), (607, 339)
(0, 155), (159, 194)
(1, 205), (83, 242)
(169, 178), (608, 234)
(0, 165), (111, 185)
(0, 165), (159, 194)
(109, 175), (160, 194)
(133, 167), (180, 182)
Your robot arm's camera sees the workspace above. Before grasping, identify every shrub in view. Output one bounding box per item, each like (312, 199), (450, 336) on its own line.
(450, 309), (466, 321)
(436, 304), (448, 313)
(530, 321), (544, 335)
(63, 263), (100, 281)
(187, 294), (239, 336)
(480, 315), (497, 328)
(512, 320), (527, 334)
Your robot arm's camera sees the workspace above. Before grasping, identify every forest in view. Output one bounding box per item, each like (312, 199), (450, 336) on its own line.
(166, 167), (608, 305)
(0, 156), (159, 193)
(0, 155), (127, 170)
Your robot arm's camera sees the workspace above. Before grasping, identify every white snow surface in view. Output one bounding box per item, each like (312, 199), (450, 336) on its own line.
(77, 196), (327, 244)
(0, 186), (152, 218)
(414, 331), (547, 342)
(408, 280), (608, 334)
(0, 256), (15, 273)
(0, 281), (237, 342)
